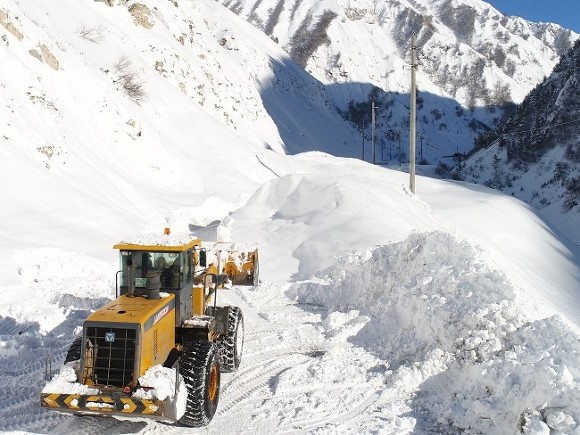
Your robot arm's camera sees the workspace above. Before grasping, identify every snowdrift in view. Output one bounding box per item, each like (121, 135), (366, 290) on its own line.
(290, 231), (580, 434)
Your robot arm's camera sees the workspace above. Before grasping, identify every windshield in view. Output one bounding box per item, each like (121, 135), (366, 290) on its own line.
(119, 251), (182, 290)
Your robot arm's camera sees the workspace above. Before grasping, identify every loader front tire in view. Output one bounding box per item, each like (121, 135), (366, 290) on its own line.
(64, 336), (82, 363)
(177, 340), (220, 427)
(217, 307), (244, 373)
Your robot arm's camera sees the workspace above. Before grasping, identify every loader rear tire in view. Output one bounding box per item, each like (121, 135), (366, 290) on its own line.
(64, 336), (82, 363)
(177, 340), (220, 427)
(217, 307), (244, 373)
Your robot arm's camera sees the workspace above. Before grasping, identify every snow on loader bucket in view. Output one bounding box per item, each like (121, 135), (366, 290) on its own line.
(40, 230), (258, 427)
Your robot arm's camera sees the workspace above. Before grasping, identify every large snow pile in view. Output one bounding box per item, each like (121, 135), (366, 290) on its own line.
(290, 231), (580, 434)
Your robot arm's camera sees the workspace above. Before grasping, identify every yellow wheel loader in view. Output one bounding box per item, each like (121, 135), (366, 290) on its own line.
(40, 230), (258, 427)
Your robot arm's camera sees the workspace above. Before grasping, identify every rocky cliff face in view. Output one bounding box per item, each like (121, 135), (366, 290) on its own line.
(217, 0), (576, 104)
(217, 0), (578, 164)
(463, 40), (580, 217)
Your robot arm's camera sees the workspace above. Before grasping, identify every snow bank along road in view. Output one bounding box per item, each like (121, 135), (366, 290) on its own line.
(1, 231), (578, 434)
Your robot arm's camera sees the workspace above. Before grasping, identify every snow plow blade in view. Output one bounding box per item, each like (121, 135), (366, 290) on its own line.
(40, 392), (171, 421)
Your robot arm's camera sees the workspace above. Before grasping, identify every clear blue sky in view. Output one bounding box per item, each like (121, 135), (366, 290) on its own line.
(486, 0), (580, 33)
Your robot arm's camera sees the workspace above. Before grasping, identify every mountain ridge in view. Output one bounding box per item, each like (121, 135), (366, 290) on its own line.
(461, 39), (580, 245)
(217, 0), (578, 164)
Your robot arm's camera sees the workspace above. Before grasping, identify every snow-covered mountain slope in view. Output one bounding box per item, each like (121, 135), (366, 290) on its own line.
(218, 0), (579, 163)
(220, 0), (577, 101)
(462, 39), (580, 245)
(0, 0), (367, 264)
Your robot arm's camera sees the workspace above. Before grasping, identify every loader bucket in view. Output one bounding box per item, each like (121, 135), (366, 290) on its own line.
(202, 242), (259, 287)
(224, 250), (259, 286)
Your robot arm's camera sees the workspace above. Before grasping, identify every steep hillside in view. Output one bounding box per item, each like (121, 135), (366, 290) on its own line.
(0, 0), (363, 262)
(217, 0), (578, 164)
(462, 40), (580, 244)
(0, 0), (364, 160)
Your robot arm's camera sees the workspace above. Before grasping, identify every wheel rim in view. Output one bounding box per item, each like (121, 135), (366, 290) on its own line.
(208, 363), (218, 403)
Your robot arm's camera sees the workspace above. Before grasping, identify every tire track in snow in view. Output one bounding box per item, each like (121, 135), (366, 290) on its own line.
(0, 318), (74, 434)
(217, 352), (311, 415)
(276, 390), (383, 434)
(47, 415), (147, 435)
(217, 285), (329, 417)
(209, 285), (392, 434)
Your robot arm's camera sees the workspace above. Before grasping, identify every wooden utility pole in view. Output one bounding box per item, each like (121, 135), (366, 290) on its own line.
(409, 34), (417, 194)
(371, 101), (376, 164)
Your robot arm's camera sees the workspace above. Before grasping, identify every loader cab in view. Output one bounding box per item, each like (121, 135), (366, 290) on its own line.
(114, 236), (202, 325)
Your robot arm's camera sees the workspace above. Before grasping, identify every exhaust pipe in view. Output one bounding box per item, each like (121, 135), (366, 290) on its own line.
(147, 272), (161, 299)
(127, 258), (136, 297)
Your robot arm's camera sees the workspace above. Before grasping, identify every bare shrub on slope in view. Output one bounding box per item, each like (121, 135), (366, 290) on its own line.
(113, 55), (146, 105)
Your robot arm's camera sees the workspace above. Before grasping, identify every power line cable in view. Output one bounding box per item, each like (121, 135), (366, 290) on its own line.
(483, 119), (579, 148)
(443, 118), (579, 141)
(490, 118), (578, 138)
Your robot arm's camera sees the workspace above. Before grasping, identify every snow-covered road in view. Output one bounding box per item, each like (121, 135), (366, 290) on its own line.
(0, 279), (410, 434)
(2, 229), (578, 435)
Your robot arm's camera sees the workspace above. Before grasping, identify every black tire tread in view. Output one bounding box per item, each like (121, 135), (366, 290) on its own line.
(216, 307), (244, 373)
(64, 336), (82, 364)
(177, 340), (220, 427)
